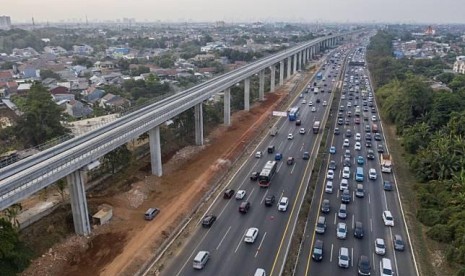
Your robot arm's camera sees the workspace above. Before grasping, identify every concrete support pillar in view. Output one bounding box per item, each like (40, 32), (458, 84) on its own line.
(279, 60), (284, 86)
(293, 54), (297, 74)
(270, 65), (276, 92)
(224, 88), (231, 125)
(149, 126), (163, 176)
(297, 52), (301, 71)
(244, 78), (250, 111)
(287, 57), (291, 79)
(67, 170), (91, 236)
(301, 51), (304, 69)
(258, 71), (265, 101)
(194, 103), (203, 145)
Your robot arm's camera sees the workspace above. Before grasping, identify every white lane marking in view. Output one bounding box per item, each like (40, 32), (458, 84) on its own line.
(175, 228), (212, 276)
(277, 162), (284, 173)
(290, 163), (296, 174)
(278, 140), (284, 150)
(255, 232), (267, 258)
(369, 193), (371, 204)
(351, 247), (354, 267)
(246, 188), (255, 201)
(330, 243), (334, 262)
(352, 216), (355, 229)
(370, 218), (373, 232)
(260, 189), (269, 205)
(288, 141), (294, 150)
(234, 230), (246, 253)
(333, 212), (337, 225)
(216, 226), (231, 250)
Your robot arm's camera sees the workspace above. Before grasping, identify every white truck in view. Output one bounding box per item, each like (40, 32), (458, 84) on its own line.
(381, 154), (392, 173)
(269, 126), (278, 136)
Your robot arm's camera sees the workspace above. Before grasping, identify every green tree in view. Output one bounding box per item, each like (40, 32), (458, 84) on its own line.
(3, 204), (22, 229)
(40, 69), (61, 80)
(0, 217), (32, 275)
(103, 145), (132, 174)
(54, 179), (67, 202)
(14, 84), (70, 147)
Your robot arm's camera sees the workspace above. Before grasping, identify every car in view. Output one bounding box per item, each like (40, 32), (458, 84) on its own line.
(144, 208), (160, 220)
(358, 255), (371, 276)
(341, 189), (351, 203)
(367, 149), (375, 160)
(343, 157), (351, 167)
(325, 181), (334, 193)
(299, 128), (306, 134)
(244, 227), (259, 243)
(354, 221), (364, 239)
(369, 168), (377, 180)
(342, 166), (350, 179)
(337, 118), (344, 125)
(308, 101), (313, 106)
(303, 151), (310, 160)
(377, 144), (384, 153)
(372, 107), (377, 113)
(345, 118), (350, 125)
(288, 133), (294, 140)
(321, 199), (330, 213)
(336, 222), (348, 239)
(302, 99), (307, 104)
(316, 98), (321, 103)
(365, 140), (372, 148)
(264, 195), (276, 206)
(328, 160), (337, 170)
(267, 145), (275, 153)
(327, 169), (335, 180)
(275, 153), (283, 161)
(323, 101), (328, 106)
(355, 133), (361, 141)
(383, 210), (394, 226)
(354, 117), (361, 124)
(383, 180), (393, 191)
(299, 93), (304, 98)
(375, 238), (386, 255)
(394, 234), (405, 251)
(338, 247), (350, 268)
(345, 130), (352, 137)
(344, 149), (351, 159)
(334, 127), (340, 135)
(380, 258), (394, 276)
(372, 116), (377, 122)
(255, 151), (262, 158)
(374, 133), (382, 141)
(347, 111), (352, 117)
(355, 142), (362, 151)
(311, 106), (316, 112)
(340, 179), (349, 191)
(357, 155), (365, 165)
(202, 215), (217, 227)
(312, 240), (324, 261)
(365, 133), (372, 140)
(329, 146), (336, 154)
(278, 197), (289, 211)
(236, 190), (246, 199)
(250, 172), (259, 181)
(295, 120), (302, 126)
(238, 201), (250, 213)
(285, 156), (295, 166)
(343, 139), (350, 147)
(224, 189), (235, 199)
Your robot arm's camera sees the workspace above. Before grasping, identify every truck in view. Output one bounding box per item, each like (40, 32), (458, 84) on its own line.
(313, 121), (321, 134)
(269, 126), (278, 136)
(381, 154), (392, 173)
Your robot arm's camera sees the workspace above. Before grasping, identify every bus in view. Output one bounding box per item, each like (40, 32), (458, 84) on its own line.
(316, 72), (323, 80)
(288, 107), (300, 121)
(313, 121), (321, 134)
(355, 167), (364, 182)
(259, 161), (278, 187)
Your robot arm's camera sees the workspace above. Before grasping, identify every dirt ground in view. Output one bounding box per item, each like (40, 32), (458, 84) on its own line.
(21, 71), (313, 276)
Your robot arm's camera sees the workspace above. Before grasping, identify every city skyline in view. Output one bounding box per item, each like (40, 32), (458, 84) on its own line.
(3, 0), (465, 24)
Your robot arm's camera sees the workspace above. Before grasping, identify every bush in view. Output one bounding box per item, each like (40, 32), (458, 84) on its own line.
(427, 224), (453, 243)
(417, 208), (442, 226)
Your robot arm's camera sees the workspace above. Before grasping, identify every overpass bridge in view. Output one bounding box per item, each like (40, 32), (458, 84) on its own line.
(0, 31), (361, 235)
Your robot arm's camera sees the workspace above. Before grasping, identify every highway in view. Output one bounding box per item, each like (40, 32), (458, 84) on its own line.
(160, 47), (348, 276)
(294, 46), (418, 275)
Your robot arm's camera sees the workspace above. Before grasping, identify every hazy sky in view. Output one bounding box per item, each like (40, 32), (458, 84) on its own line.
(3, 0), (465, 24)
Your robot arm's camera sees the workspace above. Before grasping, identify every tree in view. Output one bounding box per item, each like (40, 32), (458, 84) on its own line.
(103, 145), (132, 174)
(14, 84), (70, 147)
(0, 218), (32, 275)
(3, 204), (22, 229)
(54, 179), (67, 202)
(40, 69), (61, 81)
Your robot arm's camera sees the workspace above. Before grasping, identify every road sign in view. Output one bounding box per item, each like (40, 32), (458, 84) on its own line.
(272, 111), (288, 117)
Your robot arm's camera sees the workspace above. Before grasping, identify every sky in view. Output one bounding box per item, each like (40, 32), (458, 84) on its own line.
(2, 0), (465, 24)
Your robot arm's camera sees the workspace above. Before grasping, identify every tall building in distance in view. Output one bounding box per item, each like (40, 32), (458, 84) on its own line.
(0, 15), (11, 30)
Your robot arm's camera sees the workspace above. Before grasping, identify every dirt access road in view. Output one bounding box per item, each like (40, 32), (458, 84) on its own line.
(22, 70), (315, 276)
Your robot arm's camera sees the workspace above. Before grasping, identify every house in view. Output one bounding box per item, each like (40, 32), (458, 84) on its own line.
(192, 54), (216, 62)
(49, 85), (70, 95)
(0, 70), (13, 82)
(453, 56), (465, 74)
(94, 61), (115, 70)
(12, 47), (39, 58)
(82, 87), (105, 104)
(44, 46), (68, 56)
(99, 93), (130, 109)
(73, 44), (94, 55)
(22, 67), (40, 80)
(17, 83), (32, 95)
(52, 93), (75, 102)
(65, 100), (93, 118)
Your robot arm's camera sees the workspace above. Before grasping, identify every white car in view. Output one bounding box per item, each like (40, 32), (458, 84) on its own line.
(288, 133), (294, 140)
(244, 227), (259, 243)
(302, 99), (307, 104)
(299, 128), (306, 134)
(354, 142), (362, 151)
(336, 222), (347, 239)
(323, 101), (328, 106)
(327, 169), (335, 180)
(375, 238), (386, 255)
(308, 101), (313, 106)
(311, 107), (316, 112)
(235, 190), (246, 199)
(383, 211), (394, 226)
(255, 151), (262, 158)
(369, 168), (377, 180)
(278, 197), (289, 212)
(342, 166), (350, 179)
(372, 115), (377, 121)
(343, 139), (350, 147)
(340, 179), (349, 191)
(325, 181), (333, 193)
(338, 247), (350, 268)
(355, 133), (361, 141)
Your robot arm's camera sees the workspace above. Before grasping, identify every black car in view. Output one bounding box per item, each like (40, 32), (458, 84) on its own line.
(202, 214), (217, 227)
(384, 181), (393, 191)
(303, 152), (310, 160)
(341, 189), (351, 203)
(365, 140), (372, 148)
(343, 157), (351, 167)
(223, 189), (235, 199)
(345, 130), (352, 137)
(267, 145), (275, 153)
(377, 144), (384, 153)
(316, 98), (321, 103)
(358, 255), (371, 276)
(321, 199), (330, 213)
(312, 239), (324, 261)
(238, 201), (250, 213)
(264, 195), (276, 206)
(295, 120), (302, 126)
(287, 157), (295, 165)
(394, 234), (405, 251)
(334, 128), (340, 135)
(338, 118), (344, 125)
(354, 221), (364, 239)
(365, 133), (372, 140)
(329, 160), (337, 170)
(367, 149), (375, 160)
(250, 172), (259, 181)
(374, 133), (382, 141)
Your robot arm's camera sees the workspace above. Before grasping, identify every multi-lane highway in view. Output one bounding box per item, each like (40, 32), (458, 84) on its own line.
(294, 46), (418, 276)
(160, 48), (348, 276)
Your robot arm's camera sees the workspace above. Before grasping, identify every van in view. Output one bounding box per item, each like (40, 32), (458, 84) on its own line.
(254, 268), (266, 276)
(338, 204), (347, 219)
(244, 227), (259, 243)
(315, 216), (326, 234)
(356, 184), (364, 198)
(380, 258), (393, 276)
(193, 251), (210, 269)
(144, 208), (160, 221)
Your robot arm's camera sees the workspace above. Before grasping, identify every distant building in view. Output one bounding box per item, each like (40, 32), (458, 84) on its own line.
(99, 93), (130, 109)
(453, 56), (465, 74)
(65, 100), (93, 118)
(0, 16), (11, 30)
(73, 44), (94, 55)
(44, 46), (68, 56)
